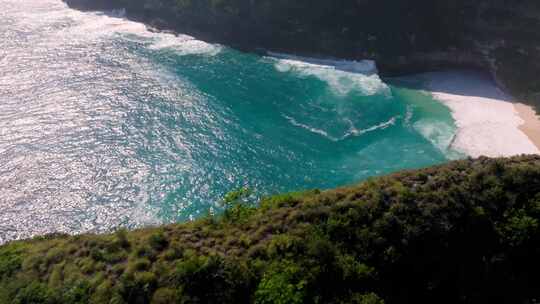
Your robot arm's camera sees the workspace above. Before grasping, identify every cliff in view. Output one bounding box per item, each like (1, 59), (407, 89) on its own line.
(63, 0), (540, 111)
(1, 156), (539, 303)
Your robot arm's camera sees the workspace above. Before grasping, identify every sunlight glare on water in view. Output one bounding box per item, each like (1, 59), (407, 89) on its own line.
(0, 0), (461, 243)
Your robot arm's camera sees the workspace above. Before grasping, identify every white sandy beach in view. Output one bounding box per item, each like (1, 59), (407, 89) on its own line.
(515, 103), (540, 149)
(423, 71), (540, 158)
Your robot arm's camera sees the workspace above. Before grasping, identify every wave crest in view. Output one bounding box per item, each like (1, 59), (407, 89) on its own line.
(268, 52), (389, 97)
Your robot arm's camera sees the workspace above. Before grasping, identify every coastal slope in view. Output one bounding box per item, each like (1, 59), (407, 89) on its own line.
(1, 156), (539, 303)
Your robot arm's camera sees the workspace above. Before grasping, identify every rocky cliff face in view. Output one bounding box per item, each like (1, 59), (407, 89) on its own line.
(64, 0), (540, 110)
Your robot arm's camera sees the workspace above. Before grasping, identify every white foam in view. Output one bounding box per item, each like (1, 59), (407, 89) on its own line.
(283, 115), (339, 141)
(413, 119), (462, 159)
(284, 114), (397, 141)
(403, 104), (414, 127)
(346, 116), (397, 138)
(147, 34), (221, 56)
(267, 52), (389, 97)
(424, 71), (540, 157)
(20, 2), (222, 56)
(268, 52), (377, 73)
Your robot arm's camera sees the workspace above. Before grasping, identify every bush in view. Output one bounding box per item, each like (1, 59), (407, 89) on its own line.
(148, 232), (169, 251)
(61, 280), (91, 304)
(255, 261), (306, 304)
(348, 293), (385, 304)
(0, 244), (24, 278)
(151, 288), (178, 304)
(175, 255), (251, 303)
(13, 282), (54, 304)
(221, 188), (257, 224)
(114, 229), (130, 249)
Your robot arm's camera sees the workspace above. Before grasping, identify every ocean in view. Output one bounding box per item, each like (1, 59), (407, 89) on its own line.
(0, 0), (462, 243)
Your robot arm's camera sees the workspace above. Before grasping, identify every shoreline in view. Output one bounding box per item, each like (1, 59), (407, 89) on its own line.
(515, 103), (540, 150)
(422, 71), (540, 158)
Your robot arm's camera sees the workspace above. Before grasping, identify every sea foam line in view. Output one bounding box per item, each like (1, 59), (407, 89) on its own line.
(283, 115), (339, 141)
(283, 115), (397, 141)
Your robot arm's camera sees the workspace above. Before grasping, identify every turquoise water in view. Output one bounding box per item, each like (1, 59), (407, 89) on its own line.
(143, 48), (459, 222)
(0, 0), (460, 242)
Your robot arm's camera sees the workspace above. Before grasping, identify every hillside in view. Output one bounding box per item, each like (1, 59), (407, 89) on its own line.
(1, 156), (539, 303)
(64, 0), (540, 110)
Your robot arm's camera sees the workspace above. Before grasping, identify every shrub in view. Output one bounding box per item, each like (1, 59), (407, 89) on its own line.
(149, 231), (169, 251)
(13, 282), (54, 304)
(48, 264), (63, 288)
(347, 292), (385, 304)
(45, 247), (64, 266)
(114, 229), (130, 249)
(61, 280), (91, 304)
(255, 261), (307, 304)
(125, 258), (151, 274)
(151, 288), (178, 304)
(0, 244), (24, 278)
(91, 279), (115, 304)
(78, 258), (95, 274)
(175, 255), (250, 303)
(221, 188), (257, 224)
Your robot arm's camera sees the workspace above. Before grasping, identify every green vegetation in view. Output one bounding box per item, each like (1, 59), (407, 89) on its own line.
(1, 155), (540, 303)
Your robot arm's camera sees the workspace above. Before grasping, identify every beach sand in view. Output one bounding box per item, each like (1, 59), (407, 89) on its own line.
(515, 103), (540, 149)
(421, 71), (540, 158)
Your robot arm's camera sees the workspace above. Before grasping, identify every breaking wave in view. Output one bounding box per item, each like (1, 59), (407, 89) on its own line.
(268, 52), (389, 97)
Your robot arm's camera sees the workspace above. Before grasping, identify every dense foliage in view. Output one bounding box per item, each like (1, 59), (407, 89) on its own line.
(65, 0), (540, 110)
(1, 156), (539, 303)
